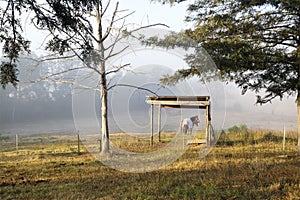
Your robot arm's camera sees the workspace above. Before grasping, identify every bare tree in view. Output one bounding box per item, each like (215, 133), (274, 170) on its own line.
(0, 0), (164, 154)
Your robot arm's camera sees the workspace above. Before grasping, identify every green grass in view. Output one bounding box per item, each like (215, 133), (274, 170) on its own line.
(0, 130), (299, 199)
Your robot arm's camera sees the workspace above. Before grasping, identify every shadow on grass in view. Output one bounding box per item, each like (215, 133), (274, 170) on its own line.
(1, 148), (299, 200)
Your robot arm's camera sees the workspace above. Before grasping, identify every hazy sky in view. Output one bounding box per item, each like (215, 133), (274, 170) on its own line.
(0, 0), (297, 133)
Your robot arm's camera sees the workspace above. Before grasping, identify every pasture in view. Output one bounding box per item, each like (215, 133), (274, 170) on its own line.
(0, 130), (299, 199)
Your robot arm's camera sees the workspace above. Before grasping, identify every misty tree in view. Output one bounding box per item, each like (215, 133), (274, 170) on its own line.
(0, 0), (164, 155)
(151, 0), (300, 153)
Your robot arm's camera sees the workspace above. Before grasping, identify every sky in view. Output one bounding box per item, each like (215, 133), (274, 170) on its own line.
(0, 0), (298, 134)
(19, 0), (191, 53)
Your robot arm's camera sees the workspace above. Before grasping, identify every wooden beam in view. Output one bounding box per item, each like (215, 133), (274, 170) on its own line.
(147, 96), (210, 101)
(146, 100), (210, 106)
(162, 105), (207, 109)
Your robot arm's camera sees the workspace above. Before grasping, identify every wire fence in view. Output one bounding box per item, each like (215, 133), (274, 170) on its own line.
(0, 133), (84, 154)
(0, 129), (298, 156)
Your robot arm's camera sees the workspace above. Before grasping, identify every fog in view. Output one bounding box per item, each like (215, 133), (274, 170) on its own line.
(0, 54), (297, 136)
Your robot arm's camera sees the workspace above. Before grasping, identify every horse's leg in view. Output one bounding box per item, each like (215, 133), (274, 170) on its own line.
(183, 125), (188, 135)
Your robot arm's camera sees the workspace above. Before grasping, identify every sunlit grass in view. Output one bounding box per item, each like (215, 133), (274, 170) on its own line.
(0, 130), (299, 199)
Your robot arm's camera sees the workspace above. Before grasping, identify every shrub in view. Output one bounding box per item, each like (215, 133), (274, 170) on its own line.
(261, 132), (282, 143)
(217, 130), (234, 146)
(228, 125), (240, 133)
(227, 124), (254, 145)
(0, 134), (10, 141)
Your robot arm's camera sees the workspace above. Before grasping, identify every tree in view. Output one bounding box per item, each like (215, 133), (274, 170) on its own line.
(0, 0), (163, 155)
(152, 0), (300, 153)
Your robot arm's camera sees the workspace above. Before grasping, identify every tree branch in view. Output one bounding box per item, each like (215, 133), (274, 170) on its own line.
(107, 83), (158, 96)
(105, 63), (130, 75)
(102, 1), (119, 43)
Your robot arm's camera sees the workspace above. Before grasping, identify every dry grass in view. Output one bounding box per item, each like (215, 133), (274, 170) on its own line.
(0, 130), (299, 199)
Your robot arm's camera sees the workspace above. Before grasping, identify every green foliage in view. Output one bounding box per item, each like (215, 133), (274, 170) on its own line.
(227, 124), (255, 145)
(153, 0), (300, 104)
(218, 124), (257, 145)
(0, 0), (97, 88)
(0, 1), (31, 88)
(0, 134), (9, 141)
(228, 124), (248, 133)
(0, 62), (19, 89)
(228, 125), (240, 133)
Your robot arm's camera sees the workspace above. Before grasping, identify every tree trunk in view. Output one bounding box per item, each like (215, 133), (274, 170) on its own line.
(297, 90), (300, 155)
(100, 77), (109, 154)
(96, 1), (110, 155)
(99, 46), (110, 154)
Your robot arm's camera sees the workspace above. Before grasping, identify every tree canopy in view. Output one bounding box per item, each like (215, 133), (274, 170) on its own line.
(151, 0), (300, 153)
(0, 0), (97, 88)
(153, 0), (299, 104)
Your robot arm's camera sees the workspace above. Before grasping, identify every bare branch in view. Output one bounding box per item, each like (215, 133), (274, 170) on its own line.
(107, 84), (158, 96)
(113, 11), (135, 23)
(47, 79), (101, 92)
(40, 66), (86, 80)
(105, 22), (169, 60)
(26, 54), (78, 64)
(102, 1), (119, 42)
(105, 20), (126, 53)
(106, 45), (130, 60)
(127, 23), (170, 35)
(105, 63), (130, 75)
(101, 0), (112, 17)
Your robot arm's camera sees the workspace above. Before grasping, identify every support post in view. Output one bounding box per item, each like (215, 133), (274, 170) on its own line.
(208, 104), (211, 145)
(205, 105), (210, 146)
(150, 104), (154, 146)
(16, 134), (18, 153)
(157, 104), (161, 142)
(206, 105), (211, 146)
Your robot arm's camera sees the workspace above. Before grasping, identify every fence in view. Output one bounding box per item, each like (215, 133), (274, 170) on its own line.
(0, 133), (84, 154)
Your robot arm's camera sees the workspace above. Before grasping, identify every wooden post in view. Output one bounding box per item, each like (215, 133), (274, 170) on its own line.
(99, 138), (102, 152)
(283, 124), (286, 151)
(208, 105), (211, 145)
(150, 104), (154, 146)
(157, 104), (161, 142)
(16, 134), (18, 153)
(206, 105), (210, 146)
(77, 132), (80, 155)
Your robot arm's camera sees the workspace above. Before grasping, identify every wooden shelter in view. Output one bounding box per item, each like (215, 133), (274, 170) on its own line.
(146, 96), (211, 146)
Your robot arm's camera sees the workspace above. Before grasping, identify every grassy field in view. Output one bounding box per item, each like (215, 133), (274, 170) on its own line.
(0, 130), (299, 199)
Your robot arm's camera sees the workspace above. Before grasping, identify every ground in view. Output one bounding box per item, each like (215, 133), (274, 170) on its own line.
(0, 130), (299, 199)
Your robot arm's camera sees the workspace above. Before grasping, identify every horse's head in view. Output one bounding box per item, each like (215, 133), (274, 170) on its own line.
(191, 115), (199, 126)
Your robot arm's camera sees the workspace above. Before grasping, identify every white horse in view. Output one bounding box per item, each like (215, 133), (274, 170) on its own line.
(180, 116), (200, 135)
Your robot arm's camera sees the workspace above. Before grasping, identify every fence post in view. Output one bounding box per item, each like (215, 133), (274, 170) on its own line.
(283, 124), (286, 151)
(16, 134), (18, 153)
(77, 131), (80, 155)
